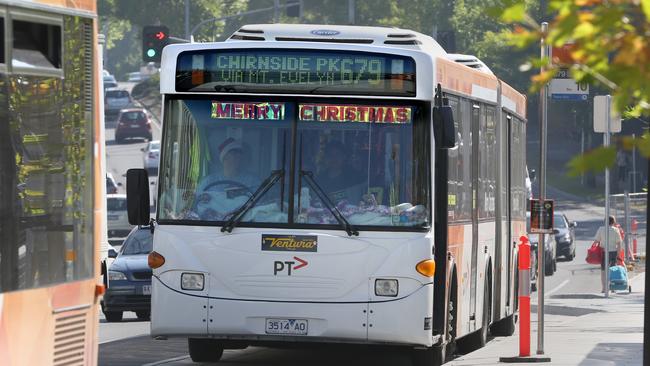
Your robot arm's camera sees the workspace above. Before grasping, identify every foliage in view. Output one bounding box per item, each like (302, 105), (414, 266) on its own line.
(499, 0), (650, 174)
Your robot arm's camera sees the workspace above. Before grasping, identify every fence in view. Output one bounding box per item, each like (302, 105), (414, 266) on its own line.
(610, 192), (646, 259)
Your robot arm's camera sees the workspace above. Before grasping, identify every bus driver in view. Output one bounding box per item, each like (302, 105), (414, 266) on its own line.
(194, 136), (259, 220)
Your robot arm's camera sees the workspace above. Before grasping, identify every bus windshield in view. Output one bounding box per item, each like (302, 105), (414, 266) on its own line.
(158, 98), (430, 229)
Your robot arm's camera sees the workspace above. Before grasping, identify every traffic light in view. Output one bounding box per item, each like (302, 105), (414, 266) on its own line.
(286, 0), (301, 17)
(142, 25), (169, 63)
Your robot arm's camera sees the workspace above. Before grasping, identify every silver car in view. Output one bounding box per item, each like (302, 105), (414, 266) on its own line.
(142, 140), (160, 172)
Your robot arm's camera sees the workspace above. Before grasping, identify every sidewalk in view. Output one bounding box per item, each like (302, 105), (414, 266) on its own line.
(448, 273), (645, 366)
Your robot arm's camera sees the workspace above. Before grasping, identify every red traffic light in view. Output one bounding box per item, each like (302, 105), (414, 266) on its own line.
(155, 31), (166, 40)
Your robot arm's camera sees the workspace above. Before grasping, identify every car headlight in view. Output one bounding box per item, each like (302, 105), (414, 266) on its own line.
(375, 279), (398, 297)
(181, 273), (204, 291)
(108, 271), (127, 281)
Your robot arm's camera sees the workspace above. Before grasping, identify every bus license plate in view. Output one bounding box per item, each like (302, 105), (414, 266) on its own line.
(265, 318), (308, 335)
(142, 285), (151, 295)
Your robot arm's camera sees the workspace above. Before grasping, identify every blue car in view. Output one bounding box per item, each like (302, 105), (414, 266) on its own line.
(102, 226), (153, 322)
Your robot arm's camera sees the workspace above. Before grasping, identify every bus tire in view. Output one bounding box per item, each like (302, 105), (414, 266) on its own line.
(411, 345), (444, 366)
(104, 311), (122, 322)
(490, 314), (515, 337)
(188, 338), (224, 363)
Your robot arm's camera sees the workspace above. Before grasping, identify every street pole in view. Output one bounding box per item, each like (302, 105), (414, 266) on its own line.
(642, 159), (650, 365)
(184, 0), (190, 40)
(537, 22), (549, 356)
(581, 129), (585, 186)
(348, 0), (355, 25)
(632, 133), (637, 192)
(605, 95), (611, 299)
(274, 0), (280, 23)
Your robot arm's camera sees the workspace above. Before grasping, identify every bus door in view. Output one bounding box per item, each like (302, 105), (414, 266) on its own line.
(469, 103), (480, 323)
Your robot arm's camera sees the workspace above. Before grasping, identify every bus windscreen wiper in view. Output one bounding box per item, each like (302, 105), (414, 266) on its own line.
(221, 170), (283, 233)
(300, 170), (359, 237)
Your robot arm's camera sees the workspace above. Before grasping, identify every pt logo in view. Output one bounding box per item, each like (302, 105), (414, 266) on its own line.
(273, 256), (308, 275)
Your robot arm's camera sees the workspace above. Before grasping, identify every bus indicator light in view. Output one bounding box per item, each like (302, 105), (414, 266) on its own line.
(148, 251), (166, 269)
(415, 259), (436, 277)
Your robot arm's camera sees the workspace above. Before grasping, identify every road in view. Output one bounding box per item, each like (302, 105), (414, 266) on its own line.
(99, 91), (645, 365)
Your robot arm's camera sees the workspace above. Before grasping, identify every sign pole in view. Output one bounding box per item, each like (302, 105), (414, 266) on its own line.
(537, 21), (549, 356)
(604, 95), (611, 298)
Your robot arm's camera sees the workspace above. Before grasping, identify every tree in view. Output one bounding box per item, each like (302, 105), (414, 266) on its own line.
(499, 0), (650, 173)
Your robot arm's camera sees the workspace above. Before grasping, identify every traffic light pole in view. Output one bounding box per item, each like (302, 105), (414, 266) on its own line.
(189, 2), (299, 41)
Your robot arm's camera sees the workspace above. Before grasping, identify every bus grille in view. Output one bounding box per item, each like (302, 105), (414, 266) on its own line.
(53, 312), (87, 366)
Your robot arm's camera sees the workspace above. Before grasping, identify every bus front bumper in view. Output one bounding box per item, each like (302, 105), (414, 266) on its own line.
(151, 278), (433, 347)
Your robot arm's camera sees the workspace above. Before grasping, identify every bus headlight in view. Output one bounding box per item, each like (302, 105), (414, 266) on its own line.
(181, 273), (204, 291)
(375, 279), (398, 297)
(108, 271), (127, 281)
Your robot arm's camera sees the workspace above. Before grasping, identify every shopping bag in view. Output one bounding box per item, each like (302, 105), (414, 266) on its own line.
(586, 241), (603, 265)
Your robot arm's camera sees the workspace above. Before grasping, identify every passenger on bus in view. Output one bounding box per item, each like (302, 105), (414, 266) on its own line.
(315, 140), (364, 205)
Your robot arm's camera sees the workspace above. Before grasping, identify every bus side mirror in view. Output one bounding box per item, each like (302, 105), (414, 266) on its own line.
(108, 248), (118, 258)
(434, 105), (455, 149)
(127, 168), (150, 226)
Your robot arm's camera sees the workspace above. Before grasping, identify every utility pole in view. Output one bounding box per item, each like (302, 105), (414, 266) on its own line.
(185, 0), (190, 40)
(274, 0), (280, 23)
(348, 0), (355, 24)
(537, 21), (550, 358)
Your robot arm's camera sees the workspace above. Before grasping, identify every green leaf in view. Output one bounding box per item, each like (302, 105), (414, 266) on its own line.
(501, 3), (527, 23)
(566, 146), (616, 176)
(642, 0), (650, 21)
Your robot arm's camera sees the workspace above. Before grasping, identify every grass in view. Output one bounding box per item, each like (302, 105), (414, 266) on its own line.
(546, 168), (605, 201)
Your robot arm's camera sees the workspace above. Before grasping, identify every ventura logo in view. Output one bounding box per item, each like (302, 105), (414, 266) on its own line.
(310, 29), (340, 36)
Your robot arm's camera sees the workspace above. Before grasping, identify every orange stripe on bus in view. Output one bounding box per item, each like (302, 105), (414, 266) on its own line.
(436, 57), (498, 97)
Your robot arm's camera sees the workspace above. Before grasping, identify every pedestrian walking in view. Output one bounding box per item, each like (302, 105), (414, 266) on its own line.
(594, 215), (623, 293)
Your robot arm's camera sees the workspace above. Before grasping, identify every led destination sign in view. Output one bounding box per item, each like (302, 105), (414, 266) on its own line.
(176, 49), (416, 96)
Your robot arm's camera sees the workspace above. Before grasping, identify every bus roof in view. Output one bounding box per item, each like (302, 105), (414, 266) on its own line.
(227, 24), (447, 54)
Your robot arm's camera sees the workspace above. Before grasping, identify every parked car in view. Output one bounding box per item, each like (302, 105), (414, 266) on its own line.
(527, 212), (557, 276)
(115, 108), (153, 143)
(142, 140), (161, 172)
(127, 71), (144, 82)
(105, 88), (132, 118)
(554, 213), (577, 261)
(103, 74), (117, 90)
(106, 172), (119, 194)
(107, 194), (132, 238)
(102, 226), (153, 322)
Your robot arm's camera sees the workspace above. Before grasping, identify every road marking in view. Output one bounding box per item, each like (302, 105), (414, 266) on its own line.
(545, 279), (569, 298)
(142, 355), (190, 366)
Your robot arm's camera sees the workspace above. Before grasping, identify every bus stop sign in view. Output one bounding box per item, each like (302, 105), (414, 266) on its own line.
(530, 199), (554, 234)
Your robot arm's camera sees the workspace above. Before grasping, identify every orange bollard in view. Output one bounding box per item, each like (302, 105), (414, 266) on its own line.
(518, 235), (531, 357)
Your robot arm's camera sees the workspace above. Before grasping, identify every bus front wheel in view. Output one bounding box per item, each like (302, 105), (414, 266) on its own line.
(188, 338), (224, 363)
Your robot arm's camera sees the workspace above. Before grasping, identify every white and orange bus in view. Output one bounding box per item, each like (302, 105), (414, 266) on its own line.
(126, 24), (527, 365)
(0, 1), (104, 365)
